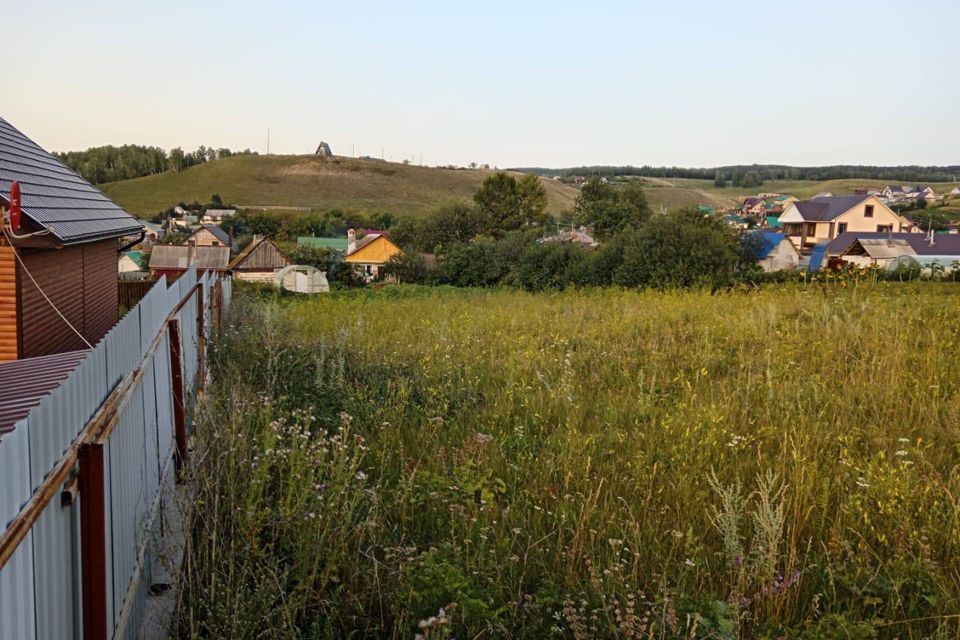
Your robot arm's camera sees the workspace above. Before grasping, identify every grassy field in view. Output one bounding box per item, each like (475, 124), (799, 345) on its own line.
(181, 283), (960, 639)
(644, 178), (960, 209)
(99, 154), (578, 218)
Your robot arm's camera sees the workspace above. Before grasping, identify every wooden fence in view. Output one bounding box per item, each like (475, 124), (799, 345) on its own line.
(118, 279), (158, 310)
(0, 266), (231, 639)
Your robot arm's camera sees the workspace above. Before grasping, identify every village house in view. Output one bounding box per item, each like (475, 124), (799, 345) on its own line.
(749, 231), (801, 272)
(344, 228), (402, 282)
(740, 197), (766, 216)
(0, 116), (143, 362)
(118, 250), (145, 273)
(826, 231), (960, 270)
(182, 223), (233, 249)
(140, 220), (164, 245)
(229, 236), (293, 282)
(202, 208), (237, 223)
(778, 195), (910, 253)
(148, 244), (230, 280)
(540, 225), (599, 249)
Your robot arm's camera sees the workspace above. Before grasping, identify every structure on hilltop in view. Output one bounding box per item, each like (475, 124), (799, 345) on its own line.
(315, 141), (333, 157)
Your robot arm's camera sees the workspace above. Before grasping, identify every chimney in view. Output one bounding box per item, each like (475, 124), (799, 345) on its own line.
(347, 228), (357, 254)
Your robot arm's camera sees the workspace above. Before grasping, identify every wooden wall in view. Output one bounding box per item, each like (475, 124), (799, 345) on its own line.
(0, 242), (18, 362)
(18, 240), (118, 358)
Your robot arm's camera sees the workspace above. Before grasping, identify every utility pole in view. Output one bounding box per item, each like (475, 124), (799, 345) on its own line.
(267, 128), (270, 155)
(381, 146), (384, 161)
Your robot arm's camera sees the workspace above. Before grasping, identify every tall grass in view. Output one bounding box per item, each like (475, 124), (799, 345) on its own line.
(178, 282), (960, 639)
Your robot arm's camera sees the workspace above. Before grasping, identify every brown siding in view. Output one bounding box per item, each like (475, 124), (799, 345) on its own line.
(0, 242), (18, 362)
(234, 240), (290, 272)
(18, 239), (118, 358)
(82, 241), (119, 343)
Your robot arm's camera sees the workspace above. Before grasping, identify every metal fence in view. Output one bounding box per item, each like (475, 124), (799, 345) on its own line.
(0, 266), (230, 640)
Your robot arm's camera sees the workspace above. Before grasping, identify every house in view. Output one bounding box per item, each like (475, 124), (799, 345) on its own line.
(148, 244), (230, 280)
(778, 195), (909, 253)
(764, 215), (783, 229)
(297, 236), (349, 252)
(768, 194), (798, 212)
(344, 229), (402, 281)
(723, 214), (751, 229)
(748, 231), (801, 272)
(826, 232), (960, 270)
(740, 197), (766, 216)
(0, 116), (142, 362)
(141, 220), (164, 245)
(202, 208), (237, 223)
(183, 223), (232, 249)
(118, 250), (146, 273)
(541, 225), (599, 248)
(229, 236), (292, 282)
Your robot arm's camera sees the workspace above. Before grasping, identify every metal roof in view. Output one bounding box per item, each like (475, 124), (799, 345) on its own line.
(149, 245), (231, 271)
(793, 195), (871, 222)
(827, 232), (960, 257)
(0, 117), (142, 244)
(0, 350), (88, 436)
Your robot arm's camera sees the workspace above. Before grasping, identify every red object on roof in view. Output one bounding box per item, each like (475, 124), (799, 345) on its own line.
(9, 180), (21, 232)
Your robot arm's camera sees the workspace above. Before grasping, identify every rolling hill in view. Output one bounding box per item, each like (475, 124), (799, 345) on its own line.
(100, 154), (579, 218)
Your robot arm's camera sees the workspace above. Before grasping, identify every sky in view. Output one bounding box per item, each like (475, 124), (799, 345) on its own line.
(3, 0), (959, 169)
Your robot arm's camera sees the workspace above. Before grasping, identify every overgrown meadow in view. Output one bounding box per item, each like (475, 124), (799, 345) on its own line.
(179, 283), (960, 639)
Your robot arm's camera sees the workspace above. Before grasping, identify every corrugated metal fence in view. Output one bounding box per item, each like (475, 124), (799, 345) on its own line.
(0, 266), (231, 639)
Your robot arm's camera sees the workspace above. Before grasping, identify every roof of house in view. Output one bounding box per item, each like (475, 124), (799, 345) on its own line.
(791, 195), (871, 222)
(141, 220), (164, 235)
(827, 232), (960, 257)
(742, 197), (764, 207)
(765, 215), (783, 228)
(122, 250), (144, 263)
(298, 236), (349, 251)
(204, 209), (237, 217)
(750, 231), (791, 259)
(0, 349), (88, 436)
(0, 116), (142, 244)
(344, 233), (402, 264)
(186, 223), (232, 246)
(229, 237), (291, 270)
(351, 233), (383, 254)
(148, 245), (231, 270)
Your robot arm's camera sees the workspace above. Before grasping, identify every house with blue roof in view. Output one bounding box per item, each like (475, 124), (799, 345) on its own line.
(747, 230), (801, 272)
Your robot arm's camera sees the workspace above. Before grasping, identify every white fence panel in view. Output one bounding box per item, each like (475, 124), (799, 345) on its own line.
(0, 424), (36, 640)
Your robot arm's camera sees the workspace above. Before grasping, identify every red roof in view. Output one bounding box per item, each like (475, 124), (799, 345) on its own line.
(0, 350), (88, 436)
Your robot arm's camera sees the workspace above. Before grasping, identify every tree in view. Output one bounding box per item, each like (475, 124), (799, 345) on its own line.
(168, 147), (185, 173)
(474, 172), (548, 233)
(573, 178), (652, 240)
(714, 170), (727, 188)
(516, 173), (549, 227)
(210, 194), (223, 207)
(613, 208), (741, 288)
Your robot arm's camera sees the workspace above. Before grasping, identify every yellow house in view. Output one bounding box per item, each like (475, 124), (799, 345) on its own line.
(344, 229), (402, 281)
(779, 195), (909, 253)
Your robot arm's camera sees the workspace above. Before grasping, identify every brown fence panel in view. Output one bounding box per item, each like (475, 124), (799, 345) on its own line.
(118, 279), (158, 310)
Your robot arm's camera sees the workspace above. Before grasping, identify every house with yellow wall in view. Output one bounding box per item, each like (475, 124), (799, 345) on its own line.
(343, 229), (402, 281)
(778, 195), (909, 253)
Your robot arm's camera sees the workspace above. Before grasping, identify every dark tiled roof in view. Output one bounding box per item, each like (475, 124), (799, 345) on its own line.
(793, 195), (870, 222)
(827, 232), (960, 256)
(0, 350), (88, 436)
(0, 116), (142, 244)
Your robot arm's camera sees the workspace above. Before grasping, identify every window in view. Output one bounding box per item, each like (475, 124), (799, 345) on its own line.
(877, 224), (892, 233)
(864, 205), (874, 218)
(838, 223), (848, 234)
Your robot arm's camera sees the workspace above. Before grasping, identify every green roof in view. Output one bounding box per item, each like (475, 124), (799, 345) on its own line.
(297, 236), (348, 251)
(765, 216), (783, 228)
(123, 250), (144, 262)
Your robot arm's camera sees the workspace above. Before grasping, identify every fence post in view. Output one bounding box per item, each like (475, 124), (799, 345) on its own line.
(168, 319), (188, 474)
(79, 442), (107, 640)
(196, 283), (205, 393)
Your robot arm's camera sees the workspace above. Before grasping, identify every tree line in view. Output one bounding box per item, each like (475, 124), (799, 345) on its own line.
(56, 144), (258, 184)
(515, 164), (960, 184)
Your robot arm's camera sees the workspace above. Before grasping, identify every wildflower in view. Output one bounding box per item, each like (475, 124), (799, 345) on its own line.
(355, 471), (367, 481)
(895, 450), (909, 457)
(684, 558), (696, 567)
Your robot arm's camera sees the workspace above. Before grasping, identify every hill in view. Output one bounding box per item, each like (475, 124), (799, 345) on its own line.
(100, 154), (579, 218)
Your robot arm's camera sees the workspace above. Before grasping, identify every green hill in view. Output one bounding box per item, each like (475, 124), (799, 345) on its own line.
(100, 154), (579, 218)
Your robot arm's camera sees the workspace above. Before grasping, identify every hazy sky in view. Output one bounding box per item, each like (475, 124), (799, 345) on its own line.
(4, 0), (959, 168)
